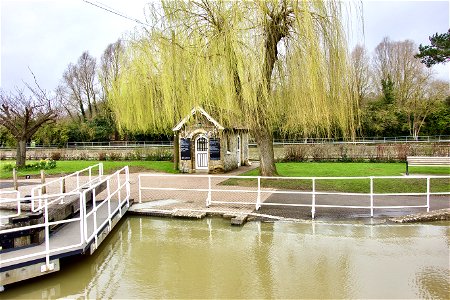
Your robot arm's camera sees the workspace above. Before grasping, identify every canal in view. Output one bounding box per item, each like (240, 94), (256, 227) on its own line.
(3, 217), (449, 299)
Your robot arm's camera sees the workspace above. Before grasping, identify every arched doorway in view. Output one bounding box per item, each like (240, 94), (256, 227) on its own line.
(195, 135), (208, 170)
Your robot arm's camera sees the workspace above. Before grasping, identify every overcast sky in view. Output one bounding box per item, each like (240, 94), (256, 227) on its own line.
(1, 0), (449, 94)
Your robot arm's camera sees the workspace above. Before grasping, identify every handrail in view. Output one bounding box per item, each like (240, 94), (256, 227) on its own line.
(138, 174), (450, 219)
(30, 163), (103, 212)
(0, 165), (130, 273)
(0, 192), (83, 270)
(83, 166), (130, 247)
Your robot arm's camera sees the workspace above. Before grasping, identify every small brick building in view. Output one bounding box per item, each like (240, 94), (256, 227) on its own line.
(173, 107), (249, 173)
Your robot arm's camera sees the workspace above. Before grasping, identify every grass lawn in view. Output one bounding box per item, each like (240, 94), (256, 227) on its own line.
(223, 162), (450, 193)
(0, 160), (177, 179)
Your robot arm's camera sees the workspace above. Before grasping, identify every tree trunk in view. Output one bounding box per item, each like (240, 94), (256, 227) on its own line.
(16, 139), (27, 168)
(173, 132), (179, 170)
(254, 127), (277, 176)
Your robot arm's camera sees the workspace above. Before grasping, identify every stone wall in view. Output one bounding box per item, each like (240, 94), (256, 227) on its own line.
(249, 142), (450, 161)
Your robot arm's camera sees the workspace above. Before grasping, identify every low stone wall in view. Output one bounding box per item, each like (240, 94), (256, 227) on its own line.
(249, 142), (450, 161)
(1, 142), (449, 162)
(0, 146), (173, 161)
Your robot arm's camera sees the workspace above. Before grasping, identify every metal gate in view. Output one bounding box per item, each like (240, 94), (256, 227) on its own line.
(195, 136), (208, 169)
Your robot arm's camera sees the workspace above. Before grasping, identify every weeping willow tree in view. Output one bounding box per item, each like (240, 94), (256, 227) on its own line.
(109, 0), (358, 176)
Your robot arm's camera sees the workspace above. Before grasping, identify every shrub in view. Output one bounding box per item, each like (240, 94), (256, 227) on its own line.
(133, 149), (144, 160)
(51, 152), (61, 161)
(124, 152), (135, 161)
(284, 145), (309, 162)
(394, 144), (409, 161)
(337, 145), (353, 162)
(311, 145), (326, 161)
(144, 149), (173, 161)
(2, 159), (58, 172)
(98, 152), (107, 161)
(78, 152), (88, 160)
(108, 152), (121, 161)
(31, 158), (57, 170)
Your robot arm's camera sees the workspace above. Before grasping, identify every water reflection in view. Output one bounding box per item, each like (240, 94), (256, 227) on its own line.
(3, 217), (449, 299)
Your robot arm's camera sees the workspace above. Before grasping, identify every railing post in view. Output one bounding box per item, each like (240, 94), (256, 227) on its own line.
(206, 176), (212, 207)
(256, 176), (261, 210)
(83, 191), (88, 243)
(126, 167), (130, 206)
(370, 176), (374, 217)
(311, 178), (316, 219)
(93, 188), (98, 249)
(107, 182), (112, 230)
(426, 177), (430, 212)
(41, 197), (54, 272)
(38, 188), (42, 211)
(99, 163), (104, 177)
(117, 172), (122, 216)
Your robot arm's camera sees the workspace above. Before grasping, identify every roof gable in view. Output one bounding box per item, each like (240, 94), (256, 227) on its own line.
(173, 106), (225, 131)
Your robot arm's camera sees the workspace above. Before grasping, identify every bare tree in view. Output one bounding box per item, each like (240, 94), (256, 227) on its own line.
(99, 39), (124, 101)
(373, 38), (431, 105)
(0, 84), (58, 167)
(406, 79), (448, 139)
(351, 44), (372, 105)
(61, 51), (99, 121)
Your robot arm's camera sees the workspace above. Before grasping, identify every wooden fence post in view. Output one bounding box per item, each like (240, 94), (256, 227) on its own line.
(41, 170), (46, 194)
(13, 168), (18, 191)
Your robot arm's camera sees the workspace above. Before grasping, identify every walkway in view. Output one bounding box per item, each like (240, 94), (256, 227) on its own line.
(130, 163), (449, 221)
(0, 166), (131, 287)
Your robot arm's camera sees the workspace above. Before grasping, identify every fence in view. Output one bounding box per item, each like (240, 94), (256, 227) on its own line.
(1, 135), (449, 151)
(138, 174), (450, 219)
(263, 135), (450, 146)
(0, 166), (130, 273)
(30, 163), (103, 212)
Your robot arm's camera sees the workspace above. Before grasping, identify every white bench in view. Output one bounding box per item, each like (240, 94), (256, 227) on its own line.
(406, 156), (450, 175)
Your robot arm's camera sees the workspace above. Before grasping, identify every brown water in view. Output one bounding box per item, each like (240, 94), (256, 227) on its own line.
(3, 217), (449, 299)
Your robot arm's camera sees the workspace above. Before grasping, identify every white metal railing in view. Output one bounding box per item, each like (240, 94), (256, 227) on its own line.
(83, 166), (130, 248)
(138, 174), (450, 219)
(30, 163), (104, 212)
(0, 135), (448, 151)
(0, 192), (84, 271)
(0, 166), (130, 273)
(0, 190), (21, 220)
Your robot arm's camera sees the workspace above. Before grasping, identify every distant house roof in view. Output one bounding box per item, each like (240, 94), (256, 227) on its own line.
(173, 106), (225, 132)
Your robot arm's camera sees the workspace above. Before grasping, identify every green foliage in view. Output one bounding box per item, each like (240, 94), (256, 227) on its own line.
(2, 158), (57, 172)
(421, 98), (450, 135)
(0, 126), (15, 147)
(361, 100), (408, 137)
(228, 162), (450, 193)
(381, 76), (395, 105)
(109, 1), (357, 138)
(34, 123), (70, 147)
(0, 160), (177, 179)
(415, 29), (450, 67)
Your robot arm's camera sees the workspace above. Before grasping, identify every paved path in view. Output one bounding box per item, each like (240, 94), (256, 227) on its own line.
(2, 163), (449, 221)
